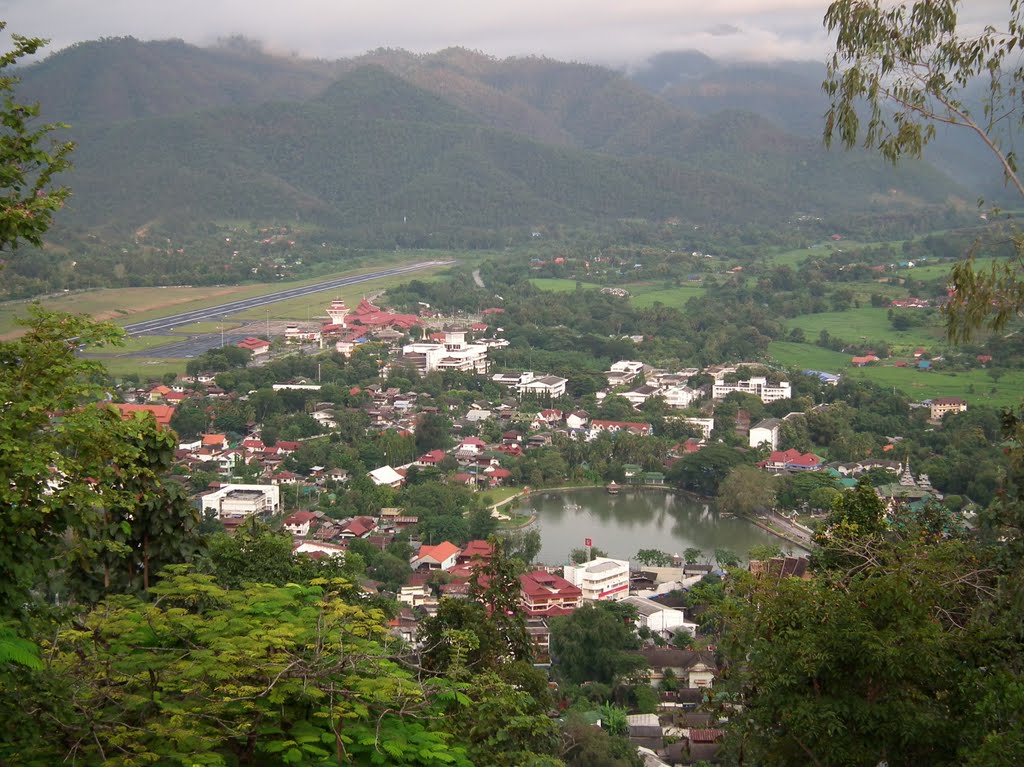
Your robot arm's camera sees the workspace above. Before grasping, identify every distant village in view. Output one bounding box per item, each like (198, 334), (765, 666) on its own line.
(108, 293), (970, 763)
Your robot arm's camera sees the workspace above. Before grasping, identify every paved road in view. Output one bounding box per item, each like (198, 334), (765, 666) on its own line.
(122, 260), (453, 337)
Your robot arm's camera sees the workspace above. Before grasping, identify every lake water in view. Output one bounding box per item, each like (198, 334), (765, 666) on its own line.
(523, 486), (798, 565)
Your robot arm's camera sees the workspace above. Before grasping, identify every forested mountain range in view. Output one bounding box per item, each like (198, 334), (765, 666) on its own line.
(15, 38), (977, 244)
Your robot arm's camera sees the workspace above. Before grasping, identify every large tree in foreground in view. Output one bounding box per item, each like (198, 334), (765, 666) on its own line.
(0, 23), (74, 253)
(824, 0), (1024, 340)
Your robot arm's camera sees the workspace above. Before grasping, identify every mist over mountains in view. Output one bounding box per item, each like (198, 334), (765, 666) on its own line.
(14, 37), (996, 244)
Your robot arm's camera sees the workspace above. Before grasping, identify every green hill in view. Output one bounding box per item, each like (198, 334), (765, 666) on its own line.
(12, 40), (971, 245)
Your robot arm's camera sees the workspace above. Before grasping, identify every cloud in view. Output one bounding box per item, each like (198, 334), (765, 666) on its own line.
(0, 0), (842, 66)
(3, 0), (1014, 69)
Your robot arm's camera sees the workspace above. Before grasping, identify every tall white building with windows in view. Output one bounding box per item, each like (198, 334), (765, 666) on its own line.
(712, 376), (791, 403)
(563, 557), (630, 602)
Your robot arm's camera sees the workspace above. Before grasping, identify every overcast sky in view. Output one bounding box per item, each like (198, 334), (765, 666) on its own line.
(0, 1), (1009, 68)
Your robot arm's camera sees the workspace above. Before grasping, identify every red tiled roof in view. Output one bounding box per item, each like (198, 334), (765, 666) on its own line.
(110, 403), (176, 428)
(416, 541), (460, 564)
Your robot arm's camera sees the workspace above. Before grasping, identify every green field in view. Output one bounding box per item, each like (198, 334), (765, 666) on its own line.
(763, 240), (873, 267)
(786, 307), (943, 351)
(529, 278), (705, 309)
(769, 341), (1024, 408)
(893, 256), (1001, 280)
(99, 357), (187, 380)
(528, 278), (603, 292)
(628, 284), (707, 309)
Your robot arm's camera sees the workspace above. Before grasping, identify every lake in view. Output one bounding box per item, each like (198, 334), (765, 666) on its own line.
(522, 486), (798, 565)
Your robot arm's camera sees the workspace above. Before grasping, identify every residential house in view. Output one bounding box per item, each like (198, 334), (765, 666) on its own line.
(605, 360), (645, 387)
(662, 385), (702, 409)
(766, 449), (823, 472)
(930, 396), (967, 419)
(293, 541), (346, 559)
(110, 403), (176, 429)
(369, 465), (405, 488)
(283, 510), (318, 537)
(621, 596), (696, 638)
(589, 420), (654, 438)
(749, 418), (782, 450)
(410, 541), (461, 571)
(639, 647), (717, 689)
(519, 570), (583, 616)
(492, 371), (568, 398)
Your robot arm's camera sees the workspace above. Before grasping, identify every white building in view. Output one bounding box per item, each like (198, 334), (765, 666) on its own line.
(683, 417), (715, 440)
(400, 330), (489, 375)
(622, 596), (697, 638)
(749, 418), (782, 450)
(493, 371), (568, 399)
(712, 376), (792, 403)
(662, 385), (702, 409)
(563, 557), (630, 602)
(606, 360), (645, 387)
(201, 484), (280, 520)
(369, 465), (405, 488)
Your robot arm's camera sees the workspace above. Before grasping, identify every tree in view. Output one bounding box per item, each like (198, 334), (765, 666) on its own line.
(549, 602), (646, 686)
(667, 443), (745, 496)
(0, 307), (129, 616)
(717, 540), (998, 767)
(0, 26), (74, 253)
(634, 548), (673, 567)
(683, 547), (703, 565)
(1, 569), (472, 766)
(716, 464), (777, 516)
(824, 0), (1024, 340)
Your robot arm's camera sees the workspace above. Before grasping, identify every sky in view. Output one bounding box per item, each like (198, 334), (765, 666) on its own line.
(0, 0), (847, 67)
(0, 1), (1009, 69)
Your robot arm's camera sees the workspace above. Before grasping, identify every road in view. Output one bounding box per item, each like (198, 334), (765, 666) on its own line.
(121, 260), (453, 337)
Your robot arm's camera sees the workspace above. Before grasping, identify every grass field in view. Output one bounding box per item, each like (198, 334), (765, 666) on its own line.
(529, 278), (706, 309)
(529, 278), (603, 292)
(628, 284), (706, 308)
(763, 240), (873, 267)
(769, 341), (1024, 408)
(893, 256), (1002, 280)
(786, 307), (943, 351)
(99, 357), (187, 380)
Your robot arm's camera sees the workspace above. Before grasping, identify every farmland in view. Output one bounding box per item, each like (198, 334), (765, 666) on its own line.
(769, 341), (1024, 409)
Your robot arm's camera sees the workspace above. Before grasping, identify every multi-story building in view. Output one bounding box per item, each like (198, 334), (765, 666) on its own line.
(400, 330), (489, 375)
(712, 376), (792, 403)
(562, 557), (630, 602)
(929, 396), (967, 419)
(519, 570), (583, 616)
(201, 484), (281, 520)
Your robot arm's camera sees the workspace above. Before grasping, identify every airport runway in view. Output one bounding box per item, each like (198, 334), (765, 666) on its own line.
(98, 260), (452, 359)
(121, 260), (453, 337)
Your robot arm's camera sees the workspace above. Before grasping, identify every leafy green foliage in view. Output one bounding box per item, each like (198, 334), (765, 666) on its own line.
(550, 602), (646, 686)
(0, 26), (74, 253)
(1, 569), (471, 766)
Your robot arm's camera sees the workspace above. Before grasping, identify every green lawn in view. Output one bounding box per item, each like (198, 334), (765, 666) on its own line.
(529, 278), (705, 309)
(528, 278), (603, 292)
(99, 357), (187, 381)
(786, 307), (943, 351)
(629, 284), (707, 308)
(763, 240), (873, 267)
(893, 256), (1002, 281)
(86, 335), (182, 355)
(769, 341), (1024, 408)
